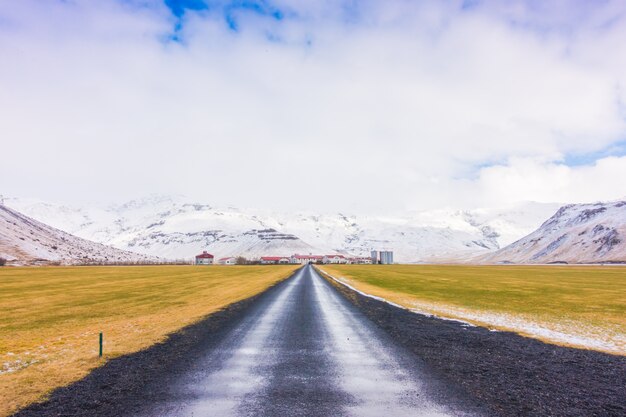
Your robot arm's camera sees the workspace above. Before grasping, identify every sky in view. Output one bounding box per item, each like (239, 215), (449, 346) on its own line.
(1, 0), (626, 213)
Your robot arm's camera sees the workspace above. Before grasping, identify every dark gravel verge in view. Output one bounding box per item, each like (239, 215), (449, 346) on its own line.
(10, 274), (297, 417)
(319, 270), (626, 417)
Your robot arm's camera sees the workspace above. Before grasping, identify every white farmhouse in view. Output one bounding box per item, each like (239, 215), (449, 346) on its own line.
(218, 257), (237, 265)
(323, 254), (348, 264)
(291, 254), (323, 264)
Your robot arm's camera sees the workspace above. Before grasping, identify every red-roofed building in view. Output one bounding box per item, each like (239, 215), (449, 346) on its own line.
(347, 256), (373, 264)
(218, 257), (237, 265)
(261, 256), (290, 264)
(195, 251), (214, 265)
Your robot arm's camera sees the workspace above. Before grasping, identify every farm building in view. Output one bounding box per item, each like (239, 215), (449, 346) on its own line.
(348, 257), (373, 264)
(379, 250), (394, 264)
(291, 254), (324, 264)
(195, 251), (214, 265)
(371, 250), (394, 264)
(323, 254), (348, 264)
(371, 250), (378, 264)
(218, 257), (237, 265)
(260, 256), (290, 265)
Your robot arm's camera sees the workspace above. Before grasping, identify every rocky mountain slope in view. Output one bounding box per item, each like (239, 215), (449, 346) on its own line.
(478, 201), (626, 264)
(5, 196), (559, 262)
(0, 204), (158, 265)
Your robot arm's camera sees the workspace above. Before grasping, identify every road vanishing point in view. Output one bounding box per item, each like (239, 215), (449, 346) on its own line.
(137, 265), (484, 417)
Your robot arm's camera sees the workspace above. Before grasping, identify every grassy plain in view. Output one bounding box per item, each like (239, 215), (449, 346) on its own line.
(0, 265), (298, 416)
(319, 264), (626, 355)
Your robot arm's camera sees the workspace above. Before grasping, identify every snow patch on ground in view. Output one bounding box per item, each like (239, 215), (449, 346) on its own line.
(407, 301), (625, 355)
(0, 357), (39, 375)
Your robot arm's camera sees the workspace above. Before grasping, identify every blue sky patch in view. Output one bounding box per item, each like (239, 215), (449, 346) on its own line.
(165, 0), (285, 32)
(165, 0), (209, 18)
(563, 139), (626, 166)
(461, 0), (481, 11)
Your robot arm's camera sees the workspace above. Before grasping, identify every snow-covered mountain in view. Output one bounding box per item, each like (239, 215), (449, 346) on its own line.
(4, 195), (559, 262)
(477, 201), (626, 264)
(0, 204), (158, 265)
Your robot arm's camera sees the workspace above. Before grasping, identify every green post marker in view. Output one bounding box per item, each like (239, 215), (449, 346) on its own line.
(99, 332), (103, 357)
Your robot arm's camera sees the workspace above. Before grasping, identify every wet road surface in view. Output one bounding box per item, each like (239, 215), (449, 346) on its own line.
(139, 265), (483, 417)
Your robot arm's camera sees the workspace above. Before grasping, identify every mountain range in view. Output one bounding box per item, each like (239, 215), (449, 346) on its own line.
(4, 195), (560, 263)
(2, 195), (624, 264)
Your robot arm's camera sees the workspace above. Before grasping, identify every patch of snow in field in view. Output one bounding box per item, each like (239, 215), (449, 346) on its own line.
(407, 301), (625, 355)
(0, 358), (39, 375)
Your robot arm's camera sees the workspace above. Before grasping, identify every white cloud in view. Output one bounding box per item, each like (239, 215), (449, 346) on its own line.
(0, 0), (625, 212)
(472, 156), (626, 206)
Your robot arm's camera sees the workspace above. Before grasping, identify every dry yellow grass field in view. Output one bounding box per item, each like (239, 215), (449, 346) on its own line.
(0, 265), (298, 417)
(319, 264), (626, 355)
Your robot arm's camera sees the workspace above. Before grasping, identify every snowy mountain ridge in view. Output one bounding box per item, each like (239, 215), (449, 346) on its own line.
(477, 200), (626, 264)
(5, 195), (560, 262)
(0, 204), (158, 265)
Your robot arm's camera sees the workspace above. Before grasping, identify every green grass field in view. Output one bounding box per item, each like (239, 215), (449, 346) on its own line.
(0, 265), (298, 417)
(319, 264), (626, 355)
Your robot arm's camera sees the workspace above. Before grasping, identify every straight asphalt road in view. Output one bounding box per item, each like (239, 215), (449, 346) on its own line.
(138, 265), (484, 417)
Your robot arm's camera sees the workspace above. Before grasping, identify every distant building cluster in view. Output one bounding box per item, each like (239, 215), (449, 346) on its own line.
(261, 254), (374, 265)
(194, 251), (385, 265)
